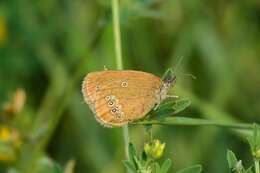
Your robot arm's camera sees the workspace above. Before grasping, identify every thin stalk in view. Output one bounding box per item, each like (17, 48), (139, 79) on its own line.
(145, 125), (153, 143)
(123, 125), (130, 160)
(255, 160), (260, 173)
(112, 0), (130, 163)
(133, 117), (253, 130)
(112, 0), (123, 70)
(149, 128), (153, 142)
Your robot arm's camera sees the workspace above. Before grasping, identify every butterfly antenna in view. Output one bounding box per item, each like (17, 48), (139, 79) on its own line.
(172, 56), (184, 74)
(179, 73), (197, 80)
(171, 57), (197, 80)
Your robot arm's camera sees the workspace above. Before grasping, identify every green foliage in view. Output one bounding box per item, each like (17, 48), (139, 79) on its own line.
(124, 142), (172, 173)
(124, 142), (203, 173)
(226, 150), (253, 173)
(176, 165), (202, 173)
(148, 98), (191, 120)
(156, 159), (172, 173)
(226, 126), (260, 173)
(227, 150), (239, 170)
(248, 124), (260, 161)
(0, 0), (260, 172)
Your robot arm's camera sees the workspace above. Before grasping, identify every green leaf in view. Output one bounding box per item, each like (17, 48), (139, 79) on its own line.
(133, 155), (143, 171)
(34, 156), (63, 173)
(129, 143), (138, 169)
(248, 137), (254, 152)
(123, 160), (137, 172)
(152, 99), (190, 119)
(155, 108), (176, 119)
(227, 150), (238, 169)
(148, 100), (174, 119)
(160, 159), (172, 173)
(53, 163), (63, 173)
(247, 124), (260, 160)
(172, 99), (191, 114)
(141, 151), (147, 162)
(155, 162), (161, 173)
(157, 100), (176, 110)
(176, 165), (202, 173)
(245, 167), (253, 173)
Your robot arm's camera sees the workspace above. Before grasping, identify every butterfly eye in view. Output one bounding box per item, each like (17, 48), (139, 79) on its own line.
(121, 81), (128, 88)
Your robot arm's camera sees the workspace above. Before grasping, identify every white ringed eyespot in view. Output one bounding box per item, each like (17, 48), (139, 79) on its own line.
(107, 100), (115, 107)
(111, 107), (118, 114)
(121, 81), (128, 88)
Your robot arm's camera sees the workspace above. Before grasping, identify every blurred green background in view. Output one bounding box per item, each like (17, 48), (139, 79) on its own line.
(0, 0), (260, 172)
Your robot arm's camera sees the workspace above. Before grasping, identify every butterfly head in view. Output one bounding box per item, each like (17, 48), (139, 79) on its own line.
(162, 68), (176, 88)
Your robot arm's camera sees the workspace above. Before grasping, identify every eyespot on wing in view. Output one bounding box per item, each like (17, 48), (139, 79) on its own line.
(82, 70), (163, 127)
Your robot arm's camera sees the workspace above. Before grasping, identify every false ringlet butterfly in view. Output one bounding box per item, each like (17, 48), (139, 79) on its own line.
(82, 69), (176, 127)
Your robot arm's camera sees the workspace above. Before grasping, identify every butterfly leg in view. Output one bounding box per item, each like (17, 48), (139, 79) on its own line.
(166, 95), (179, 99)
(153, 103), (160, 110)
(103, 65), (108, 70)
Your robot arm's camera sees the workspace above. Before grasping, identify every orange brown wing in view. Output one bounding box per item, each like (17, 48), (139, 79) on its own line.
(82, 70), (162, 127)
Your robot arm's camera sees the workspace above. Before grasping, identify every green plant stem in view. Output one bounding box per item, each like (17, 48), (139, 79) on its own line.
(145, 125), (153, 143)
(111, 0), (130, 163)
(149, 127), (153, 142)
(112, 0), (123, 70)
(133, 117), (253, 130)
(255, 160), (260, 173)
(123, 125), (130, 159)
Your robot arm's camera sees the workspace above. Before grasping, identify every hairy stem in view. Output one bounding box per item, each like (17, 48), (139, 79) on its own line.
(134, 117), (253, 130)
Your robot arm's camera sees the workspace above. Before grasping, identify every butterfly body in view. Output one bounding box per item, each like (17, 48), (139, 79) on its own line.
(82, 70), (175, 127)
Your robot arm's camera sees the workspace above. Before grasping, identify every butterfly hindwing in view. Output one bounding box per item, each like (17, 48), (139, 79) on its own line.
(82, 70), (163, 127)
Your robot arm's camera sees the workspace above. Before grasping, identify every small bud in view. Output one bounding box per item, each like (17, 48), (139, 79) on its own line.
(252, 149), (260, 160)
(3, 88), (26, 116)
(144, 139), (165, 159)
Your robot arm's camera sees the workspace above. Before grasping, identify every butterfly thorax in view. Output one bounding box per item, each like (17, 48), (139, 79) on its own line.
(156, 82), (171, 104)
(156, 75), (177, 105)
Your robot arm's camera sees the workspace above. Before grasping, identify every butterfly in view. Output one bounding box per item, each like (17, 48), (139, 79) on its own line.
(81, 69), (176, 127)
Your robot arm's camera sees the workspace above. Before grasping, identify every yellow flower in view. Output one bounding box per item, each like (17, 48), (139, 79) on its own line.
(0, 126), (22, 163)
(0, 127), (19, 163)
(0, 126), (22, 147)
(0, 127), (11, 142)
(0, 16), (7, 45)
(144, 139), (165, 159)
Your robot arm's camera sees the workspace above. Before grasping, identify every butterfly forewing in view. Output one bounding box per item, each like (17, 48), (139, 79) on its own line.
(82, 70), (163, 127)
